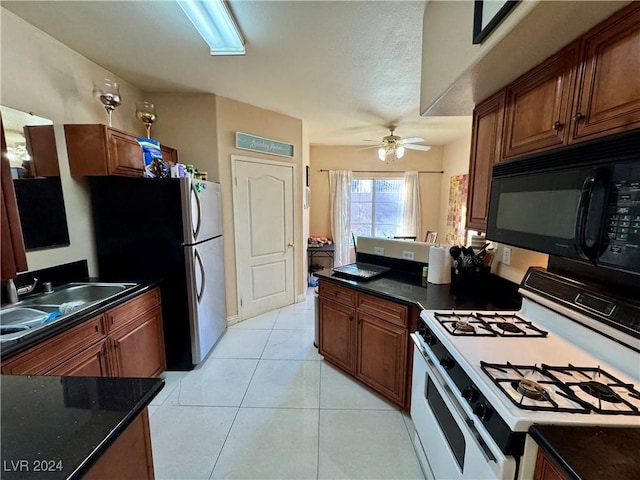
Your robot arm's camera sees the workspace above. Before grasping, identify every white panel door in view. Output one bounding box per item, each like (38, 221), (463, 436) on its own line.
(233, 157), (295, 319)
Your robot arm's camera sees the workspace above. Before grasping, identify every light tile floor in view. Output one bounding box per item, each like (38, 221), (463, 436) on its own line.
(149, 289), (425, 480)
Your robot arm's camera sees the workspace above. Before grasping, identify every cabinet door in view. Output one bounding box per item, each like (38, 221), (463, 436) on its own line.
(318, 297), (356, 374)
(534, 450), (568, 480)
(161, 145), (178, 166)
(107, 129), (146, 177)
(355, 312), (406, 406)
(47, 339), (110, 377)
(572, 3), (640, 141)
(1, 115), (28, 280)
(466, 90), (505, 232)
(503, 44), (578, 159)
(109, 307), (166, 378)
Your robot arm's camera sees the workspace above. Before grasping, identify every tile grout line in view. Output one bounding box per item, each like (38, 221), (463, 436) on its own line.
(208, 308), (282, 479)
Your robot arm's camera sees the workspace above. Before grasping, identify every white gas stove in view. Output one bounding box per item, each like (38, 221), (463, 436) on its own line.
(410, 267), (640, 480)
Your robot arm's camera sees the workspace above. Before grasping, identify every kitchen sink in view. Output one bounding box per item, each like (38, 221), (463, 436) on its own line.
(0, 282), (138, 341)
(24, 283), (136, 307)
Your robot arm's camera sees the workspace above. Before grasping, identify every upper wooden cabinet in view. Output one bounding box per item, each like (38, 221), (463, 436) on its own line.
(502, 3), (640, 159)
(64, 124), (178, 177)
(502, 44), (579, 159)
(1, 114), (28, 280)
(572, 3), (640, 141)
(467, 90), (505, 233)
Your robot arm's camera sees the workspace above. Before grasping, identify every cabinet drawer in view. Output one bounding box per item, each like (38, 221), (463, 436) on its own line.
(106, 288), (161, 333)
(1, 314), (106, 375)
(357, 293), (408, 327)
(319, 281), (356, 307)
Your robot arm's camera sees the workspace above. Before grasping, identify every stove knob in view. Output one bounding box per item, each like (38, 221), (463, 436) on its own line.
(418, 325), (437, 346)
(462, 386), (479, 403)
(439, 356), (455, 370)
(473, 402), (493, 421)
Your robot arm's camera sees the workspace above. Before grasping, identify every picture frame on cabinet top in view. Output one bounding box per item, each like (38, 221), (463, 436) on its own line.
(473, 0), (519, 44)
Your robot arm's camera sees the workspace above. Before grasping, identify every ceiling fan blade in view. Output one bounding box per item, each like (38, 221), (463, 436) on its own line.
(402, 137), (424, 144)
(356, 145), (382, 151)
(404, 144), (431, 152)
(362, 139), (381, 143)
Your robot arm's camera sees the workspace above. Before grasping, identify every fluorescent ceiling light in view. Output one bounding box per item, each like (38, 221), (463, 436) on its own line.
(177, 0), (245, 55)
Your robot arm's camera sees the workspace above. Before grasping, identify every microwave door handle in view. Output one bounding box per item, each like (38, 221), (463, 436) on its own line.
(575, 170), (607, 261)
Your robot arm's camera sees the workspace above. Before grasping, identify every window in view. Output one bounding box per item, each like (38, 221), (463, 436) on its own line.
(351, 178), (405, 239)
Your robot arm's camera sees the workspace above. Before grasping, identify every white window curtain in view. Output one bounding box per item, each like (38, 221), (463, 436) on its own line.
(401, 171), (421, 238)
(329, 170), (352, 267)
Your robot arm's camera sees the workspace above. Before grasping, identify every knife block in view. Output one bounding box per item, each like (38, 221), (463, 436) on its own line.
(450, 266), (490, 296)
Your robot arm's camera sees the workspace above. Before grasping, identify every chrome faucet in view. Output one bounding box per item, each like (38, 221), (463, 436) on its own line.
(6, 278), (38, 304)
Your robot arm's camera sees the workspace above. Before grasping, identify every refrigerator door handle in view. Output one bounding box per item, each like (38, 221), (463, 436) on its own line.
(194, 248), (206, 303)
(191, 183), (202, 241)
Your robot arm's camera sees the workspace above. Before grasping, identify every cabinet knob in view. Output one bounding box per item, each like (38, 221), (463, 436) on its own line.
(552, 121), (564, 131)
(573, 112), (585, 122)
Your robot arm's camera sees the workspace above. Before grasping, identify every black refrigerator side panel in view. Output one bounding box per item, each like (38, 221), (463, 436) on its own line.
(89, 177), (193, 370)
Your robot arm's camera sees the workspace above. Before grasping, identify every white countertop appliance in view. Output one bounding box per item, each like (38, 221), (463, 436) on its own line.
(410, 267), (640, 480)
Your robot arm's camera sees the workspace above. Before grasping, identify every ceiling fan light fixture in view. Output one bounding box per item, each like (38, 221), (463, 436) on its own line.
(378, 147), (387, 161)
(395, 146), (405, 159)
(177, 0), (245, 55)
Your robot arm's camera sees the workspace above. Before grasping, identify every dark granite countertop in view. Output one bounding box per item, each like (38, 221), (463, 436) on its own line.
(529, 425), (640, 480)
(1, 375), (164, 480)
(314, 268), (521, 311)
(0, 279), (161, 361)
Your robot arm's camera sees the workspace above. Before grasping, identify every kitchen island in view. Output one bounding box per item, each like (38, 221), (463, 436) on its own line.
(314, 265), (520, 411)
(1, 375), (163, 479)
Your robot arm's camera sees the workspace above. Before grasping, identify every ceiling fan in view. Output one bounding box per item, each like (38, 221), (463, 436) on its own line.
(363, 126), (431, 161)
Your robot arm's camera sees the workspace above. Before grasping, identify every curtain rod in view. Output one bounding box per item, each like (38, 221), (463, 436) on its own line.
(318, 169), (443, 174)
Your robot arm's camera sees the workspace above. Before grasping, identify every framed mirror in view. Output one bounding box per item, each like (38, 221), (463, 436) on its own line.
(1, 105), (70, 251)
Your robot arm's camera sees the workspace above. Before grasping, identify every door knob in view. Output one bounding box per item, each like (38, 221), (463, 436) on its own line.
(287, 242), (295, 248)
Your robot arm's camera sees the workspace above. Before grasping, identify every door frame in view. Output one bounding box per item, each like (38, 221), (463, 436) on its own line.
(231, 155), (297, 320)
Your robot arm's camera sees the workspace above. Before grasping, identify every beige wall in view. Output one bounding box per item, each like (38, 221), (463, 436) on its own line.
(215, 96), (305, 319)
(438, 131), (472, 240)
(1, 8), (145, 276)
(309, 146), (444, 244)
(146, 93), (219, 181)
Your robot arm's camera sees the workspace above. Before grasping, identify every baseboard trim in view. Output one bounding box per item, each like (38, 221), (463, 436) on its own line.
(295, 293), (307, 304)
(226, 314), (240, 326)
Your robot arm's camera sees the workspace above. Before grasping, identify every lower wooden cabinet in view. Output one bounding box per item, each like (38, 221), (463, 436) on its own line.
(534, 450), (568, 480)
(1, 288), (165, 378)
(109, 307), (166, 378)
(318, 297), (355, 374)
(356, 312), (407, 406)
(83, 409), (155, 480)
(318, 280), (414, 410)
(48, 339), (111, 377)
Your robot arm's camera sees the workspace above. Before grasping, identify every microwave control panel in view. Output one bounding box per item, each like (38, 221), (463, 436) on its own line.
(601, 161), (640, 272)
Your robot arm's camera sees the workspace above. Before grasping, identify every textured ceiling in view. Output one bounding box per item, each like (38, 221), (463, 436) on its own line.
(2, 0), (472, 147)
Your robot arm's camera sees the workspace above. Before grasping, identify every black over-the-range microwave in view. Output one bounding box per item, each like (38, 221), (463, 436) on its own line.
(486, 130), (640, 276)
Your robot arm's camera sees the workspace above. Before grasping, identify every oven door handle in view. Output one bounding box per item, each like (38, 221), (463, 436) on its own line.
(421, 350), (497, 464)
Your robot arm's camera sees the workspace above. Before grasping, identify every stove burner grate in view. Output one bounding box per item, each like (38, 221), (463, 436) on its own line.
(476, 313), (549, 337)
(481, 362), (640, 415)
(433, 313), (496, 337)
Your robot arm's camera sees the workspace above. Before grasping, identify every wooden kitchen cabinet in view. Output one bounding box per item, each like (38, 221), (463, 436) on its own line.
(48, 339), (110, 377)
(1, 314), (106, 375)
(356, 311), (407, 406)
(0, 288), (166, 378)
(318, 280), (412, 409)
(64, 124), (178, 177)
(109, 307), (166, 378)
(503, 3), (640, 158)
(466, 90), (505, 233)
(318, 296), (356, 374)
(1, 114), (28, 280)
(23, 125), (60, 177)
(534, 450), (568, 480)
(571, 3), (640, 142)
(83, 409), (155, 480)
(502, 44), (579, 159)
